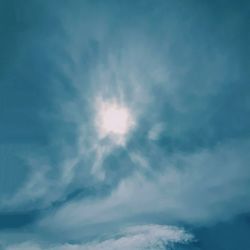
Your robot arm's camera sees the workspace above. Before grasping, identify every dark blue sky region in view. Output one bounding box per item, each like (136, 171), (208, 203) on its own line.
(0, 0), (250, 249)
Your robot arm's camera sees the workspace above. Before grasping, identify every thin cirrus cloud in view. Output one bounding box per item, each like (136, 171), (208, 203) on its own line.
(0, 0), (249, 250)
(39, 138), (250, 241)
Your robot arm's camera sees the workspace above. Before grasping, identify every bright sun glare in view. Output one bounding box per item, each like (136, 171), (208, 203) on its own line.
(96, 100), (134, 140)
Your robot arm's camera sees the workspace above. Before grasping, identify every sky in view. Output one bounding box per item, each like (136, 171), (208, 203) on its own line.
(0, 0), (250, 249)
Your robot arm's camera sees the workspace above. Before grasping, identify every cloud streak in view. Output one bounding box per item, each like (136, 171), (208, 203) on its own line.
(39, 138), (250, 240)
(6, 224), (192, 250)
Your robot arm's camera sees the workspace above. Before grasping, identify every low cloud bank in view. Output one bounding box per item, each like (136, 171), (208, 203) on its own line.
(6, 224), (192, 250)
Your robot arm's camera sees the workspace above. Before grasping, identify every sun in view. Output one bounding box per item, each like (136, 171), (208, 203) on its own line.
(96, 100), (134, 142)
(100, 104), (130, 135)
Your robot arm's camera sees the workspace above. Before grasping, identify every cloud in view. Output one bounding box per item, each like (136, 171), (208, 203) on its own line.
(148, 123), (166, 141)
(3, 0), (249, 214)
(6, 224), (192, 250)
(1, 1), (249, 249)
(39, 138), (250, 240)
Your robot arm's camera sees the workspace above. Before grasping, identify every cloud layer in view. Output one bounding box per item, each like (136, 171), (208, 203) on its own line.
(6, 224), (192, 250)
(0, 0), (249, 249)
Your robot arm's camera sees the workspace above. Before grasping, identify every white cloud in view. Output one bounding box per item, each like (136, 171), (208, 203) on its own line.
(39, 138), (250, 239)
(6, 225), (192, 250)
(79, 224), (192, 250)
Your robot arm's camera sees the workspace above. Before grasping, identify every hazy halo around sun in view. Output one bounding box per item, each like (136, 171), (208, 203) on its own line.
(95, 99), (135, 144)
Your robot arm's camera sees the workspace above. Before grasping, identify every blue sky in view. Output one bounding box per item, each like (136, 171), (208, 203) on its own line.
(0, 0), (250, 249)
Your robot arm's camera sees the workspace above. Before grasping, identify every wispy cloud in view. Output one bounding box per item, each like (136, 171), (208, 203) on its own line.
(39, 138), (250, 239)
(1, 0), (249, 249)
(6, 224), (192, 250)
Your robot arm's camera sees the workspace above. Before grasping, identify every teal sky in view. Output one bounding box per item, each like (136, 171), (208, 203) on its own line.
(0, 0), (250, 249)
